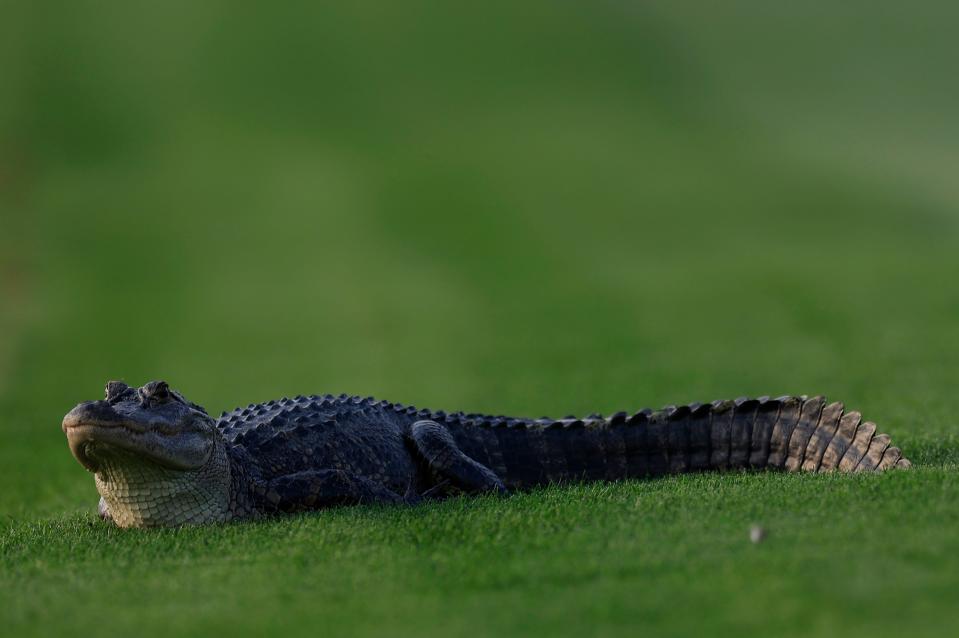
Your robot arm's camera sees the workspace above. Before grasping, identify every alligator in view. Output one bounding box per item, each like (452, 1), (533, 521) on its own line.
(62, 380), (911, 528)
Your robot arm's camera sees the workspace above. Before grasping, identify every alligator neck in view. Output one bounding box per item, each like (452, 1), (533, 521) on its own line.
(94, 434), (233, 527)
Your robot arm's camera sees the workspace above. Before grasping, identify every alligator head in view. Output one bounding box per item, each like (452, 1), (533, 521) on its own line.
(63, 380), (215, 472)
(62, 380), (232, 527)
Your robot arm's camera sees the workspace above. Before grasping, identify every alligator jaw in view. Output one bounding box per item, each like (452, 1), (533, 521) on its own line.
(62, 401), (210, 472)
(62, 402), (124, 472)
(63, 426), (102, 472)
(63, 423), (147, 473)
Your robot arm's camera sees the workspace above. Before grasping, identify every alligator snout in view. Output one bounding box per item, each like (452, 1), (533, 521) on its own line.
(62, 400), (122, 432)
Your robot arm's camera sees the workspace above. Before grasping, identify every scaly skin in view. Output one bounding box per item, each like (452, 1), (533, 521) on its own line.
(62, 380), (911, 528)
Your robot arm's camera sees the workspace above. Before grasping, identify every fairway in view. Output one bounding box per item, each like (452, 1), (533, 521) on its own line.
(2, 2), (958, 637)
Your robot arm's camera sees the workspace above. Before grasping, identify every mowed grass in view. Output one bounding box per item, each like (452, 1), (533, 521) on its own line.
(2, 2), (959, 637)
(4, 473), (957, 638)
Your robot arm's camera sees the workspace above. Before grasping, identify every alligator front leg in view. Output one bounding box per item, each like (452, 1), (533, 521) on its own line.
(98, 497), (113, 524)
(410, 420), (508, 495)
(256, 469), (407, 513)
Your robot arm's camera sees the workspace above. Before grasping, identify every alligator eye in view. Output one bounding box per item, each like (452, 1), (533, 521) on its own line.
(105, 380), (129, 402)
(138, 380), (172, 406)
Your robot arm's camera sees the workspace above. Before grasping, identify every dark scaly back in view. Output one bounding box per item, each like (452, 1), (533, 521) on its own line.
(217, 394), (420, 493)
(216, 393), (910, 493)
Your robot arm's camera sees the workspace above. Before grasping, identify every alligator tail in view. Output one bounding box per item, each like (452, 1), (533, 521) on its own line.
(627, 395), (912, 476)
(454, 395), (911, 488)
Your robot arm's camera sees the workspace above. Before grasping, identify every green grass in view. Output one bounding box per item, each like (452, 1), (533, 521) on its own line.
(4, 473), (957, 638)
(2, 2), (958, 636)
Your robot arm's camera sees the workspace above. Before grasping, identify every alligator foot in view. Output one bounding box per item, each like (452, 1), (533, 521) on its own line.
(410, 420), (508, 495)
(97, 497), (114, 524)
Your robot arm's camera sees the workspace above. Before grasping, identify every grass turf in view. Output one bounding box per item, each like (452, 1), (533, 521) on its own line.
(2, 2), (958, 636)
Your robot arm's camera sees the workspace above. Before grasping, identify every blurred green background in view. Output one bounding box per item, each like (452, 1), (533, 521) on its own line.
(2, 2), (958, 637)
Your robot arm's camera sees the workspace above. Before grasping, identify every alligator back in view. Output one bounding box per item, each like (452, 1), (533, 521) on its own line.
(440, 396), (910, 489)
(215, 393), (908, 492)
(216, 394), (419, 492)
